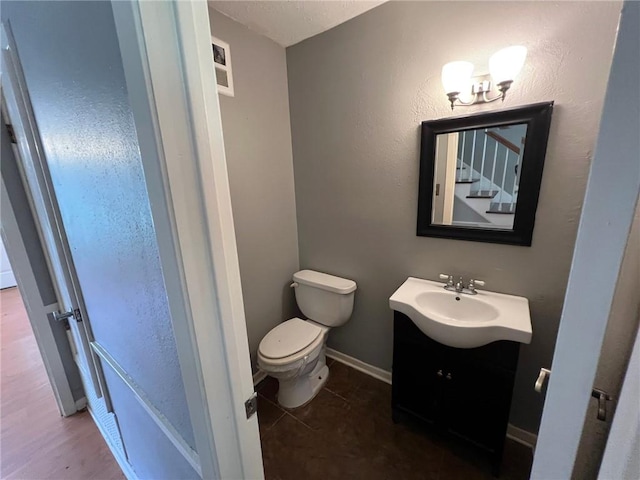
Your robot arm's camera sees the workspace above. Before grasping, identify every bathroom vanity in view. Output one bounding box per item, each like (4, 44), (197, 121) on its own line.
(392, 311), (519, 474)
(389, 276), (532, 475)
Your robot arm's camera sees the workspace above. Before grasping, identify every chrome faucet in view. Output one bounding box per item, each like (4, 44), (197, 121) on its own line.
(439, 274), (485, 295)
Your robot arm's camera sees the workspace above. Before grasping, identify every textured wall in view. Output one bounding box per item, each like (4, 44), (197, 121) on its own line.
(2, 0), (195, 469)
(209, 8), (299, 366)
(287, 1), (621, 433)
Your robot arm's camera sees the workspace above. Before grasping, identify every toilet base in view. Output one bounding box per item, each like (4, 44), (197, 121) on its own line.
(277, 360), (329, 409)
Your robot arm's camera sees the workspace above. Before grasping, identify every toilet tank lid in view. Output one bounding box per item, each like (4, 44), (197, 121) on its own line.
(293, 270), (357, 294)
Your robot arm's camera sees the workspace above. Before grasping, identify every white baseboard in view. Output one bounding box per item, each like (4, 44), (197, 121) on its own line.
(506, 424), (537, 450)
(75, 397), (88, 411)
(325, 347), (392, 385)
(252, 369), (267, 387)
(326, 347), (537, 450)
(0, 270), (17, 289)
(88, 408), (138, 480)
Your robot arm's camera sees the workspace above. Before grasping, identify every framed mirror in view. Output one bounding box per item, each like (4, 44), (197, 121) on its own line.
(417, 102), (553, 246)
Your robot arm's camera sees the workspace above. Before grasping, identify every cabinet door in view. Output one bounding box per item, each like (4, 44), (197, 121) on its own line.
(393, 315), (445, 425)
(443, 359), (515, 452)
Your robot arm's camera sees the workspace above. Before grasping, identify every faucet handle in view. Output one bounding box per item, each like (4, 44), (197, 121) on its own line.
(468, 279), (485, 293)
(439, 273), (454, 286)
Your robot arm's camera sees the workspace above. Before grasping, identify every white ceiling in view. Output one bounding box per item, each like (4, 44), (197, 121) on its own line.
(209, 1), (387, 47)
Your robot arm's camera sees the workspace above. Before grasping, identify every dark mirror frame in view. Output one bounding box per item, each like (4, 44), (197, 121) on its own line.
(417, 102), (554, 246)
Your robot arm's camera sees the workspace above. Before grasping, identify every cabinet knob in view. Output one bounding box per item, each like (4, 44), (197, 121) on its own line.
(437, 369), (443, 377)
(446, 373), (452, 380)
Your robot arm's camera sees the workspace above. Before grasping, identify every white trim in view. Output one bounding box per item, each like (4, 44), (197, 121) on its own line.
(253, 370), (268, 387)
(326, 347), (393, 385)
(172, 2), (263, 476)
(90, 342), (201, 476)
(112, 2), (263, 478)
(75, 397), (88, 411)
(0, 271), (17, 289)
(111, 3), (221, 478)
(327, 347), (537, 449)
(88, 408), (138, 480)
(507, 424), (537, 450)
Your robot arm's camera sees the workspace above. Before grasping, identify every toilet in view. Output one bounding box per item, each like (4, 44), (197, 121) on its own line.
(257, 269), (357, 409)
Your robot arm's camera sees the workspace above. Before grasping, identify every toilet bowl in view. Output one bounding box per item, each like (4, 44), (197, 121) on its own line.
(257, 270), (356, 409)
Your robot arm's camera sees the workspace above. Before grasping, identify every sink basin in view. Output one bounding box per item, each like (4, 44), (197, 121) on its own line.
(389, 277), (532, 348)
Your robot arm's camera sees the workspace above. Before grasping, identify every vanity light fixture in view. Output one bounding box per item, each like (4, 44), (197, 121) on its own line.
(442, 46), (527, 110)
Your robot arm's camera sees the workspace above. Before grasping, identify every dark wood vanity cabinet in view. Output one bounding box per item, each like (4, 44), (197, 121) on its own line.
(392, 311), (520, 475)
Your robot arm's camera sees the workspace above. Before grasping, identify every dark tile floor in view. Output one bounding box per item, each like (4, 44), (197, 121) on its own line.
(257, 359), (533, 480)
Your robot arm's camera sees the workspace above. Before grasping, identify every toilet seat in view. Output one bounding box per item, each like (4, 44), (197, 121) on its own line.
(258, 318), (325, 368)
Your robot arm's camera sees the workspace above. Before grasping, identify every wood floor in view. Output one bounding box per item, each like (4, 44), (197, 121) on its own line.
(0, 287), (125, 480)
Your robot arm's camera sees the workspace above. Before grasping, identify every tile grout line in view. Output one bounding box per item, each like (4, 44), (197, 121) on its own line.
(257, 389), (315, 431)
(284, 410), (313, 430)
(263, 410), (287, 436)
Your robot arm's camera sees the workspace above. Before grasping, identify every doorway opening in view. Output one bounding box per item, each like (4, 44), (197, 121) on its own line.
(0, 283), (124, 479)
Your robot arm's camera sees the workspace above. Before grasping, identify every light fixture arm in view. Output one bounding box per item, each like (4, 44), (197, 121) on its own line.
(483, 80), (513, 103)
(447, 92), (478, 110)
(442, 46), (525, 110)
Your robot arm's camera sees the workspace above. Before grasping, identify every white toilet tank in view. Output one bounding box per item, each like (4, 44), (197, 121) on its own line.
(292, 270), (357, 327)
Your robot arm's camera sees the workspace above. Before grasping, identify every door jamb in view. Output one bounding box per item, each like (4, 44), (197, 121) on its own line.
(531, 3), (640, 477)
(112, 1), (263, 478)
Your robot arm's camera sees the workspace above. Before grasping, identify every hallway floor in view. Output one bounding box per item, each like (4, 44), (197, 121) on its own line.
(0, 287), (125, 480)
(257, 359), (533, 480)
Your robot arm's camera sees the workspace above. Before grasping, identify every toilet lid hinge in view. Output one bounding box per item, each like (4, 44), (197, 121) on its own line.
(245, 393), (258, 419)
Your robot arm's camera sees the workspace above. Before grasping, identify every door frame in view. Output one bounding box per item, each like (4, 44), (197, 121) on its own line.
(1, 35), (84, 417)
(112, 1), (263, 478)
(0, 172), (78, 417)
(531, 2), (639, 478)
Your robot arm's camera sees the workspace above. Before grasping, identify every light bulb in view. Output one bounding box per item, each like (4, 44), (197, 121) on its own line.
(441, 61), (474, 95)
(489, 46), (527, 85)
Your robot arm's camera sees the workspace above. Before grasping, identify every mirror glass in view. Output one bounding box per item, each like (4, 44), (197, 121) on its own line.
(432, 124), (528, 231)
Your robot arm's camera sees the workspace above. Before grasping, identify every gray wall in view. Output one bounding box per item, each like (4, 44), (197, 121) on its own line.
(287, 1), (621, 433)
(2, 1), (196, 477)
(209, 8), (299, 366)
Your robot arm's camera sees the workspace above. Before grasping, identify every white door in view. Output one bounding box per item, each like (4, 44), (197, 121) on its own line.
(531, 2), (640, 478)
(3, 0), (263, 477)
(0, 238), (17, 289)
(2, 19), (126, 460)
(111, 1), (263, 477)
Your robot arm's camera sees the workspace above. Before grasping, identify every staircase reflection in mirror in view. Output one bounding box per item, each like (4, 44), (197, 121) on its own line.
(432, 124), (527, 231)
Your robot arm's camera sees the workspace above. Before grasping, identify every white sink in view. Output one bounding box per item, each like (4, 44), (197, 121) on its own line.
(389, 277), (532, 348)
